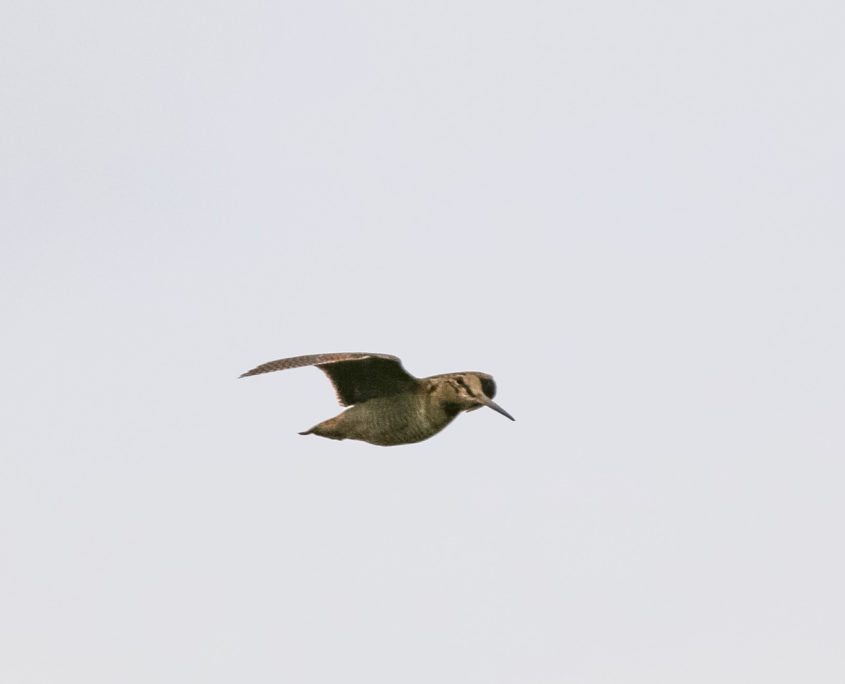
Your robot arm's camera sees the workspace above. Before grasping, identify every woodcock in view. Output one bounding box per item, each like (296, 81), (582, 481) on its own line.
(239, 352), (514, 446)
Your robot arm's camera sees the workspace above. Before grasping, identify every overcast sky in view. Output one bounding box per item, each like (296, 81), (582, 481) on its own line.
(2, 1), (844, 682)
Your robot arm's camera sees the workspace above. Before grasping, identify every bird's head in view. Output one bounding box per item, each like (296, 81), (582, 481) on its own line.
(435, 372), (515, 421)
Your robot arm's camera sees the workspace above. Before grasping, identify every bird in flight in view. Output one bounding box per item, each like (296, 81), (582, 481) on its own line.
(239, 352), (514, 446)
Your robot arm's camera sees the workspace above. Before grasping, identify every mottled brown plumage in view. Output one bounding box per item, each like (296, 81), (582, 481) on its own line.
(239, 352), (514, 446)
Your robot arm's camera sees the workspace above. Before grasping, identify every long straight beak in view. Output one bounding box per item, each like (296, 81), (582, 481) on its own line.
(482, 397), (515, 421)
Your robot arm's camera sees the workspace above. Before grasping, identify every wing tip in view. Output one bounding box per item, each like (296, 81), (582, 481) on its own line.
(237, 352), (403, 381)
(239, 366), (270, 378)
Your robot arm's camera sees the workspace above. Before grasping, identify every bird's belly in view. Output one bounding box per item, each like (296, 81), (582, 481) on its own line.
(341, 397), (456, 446)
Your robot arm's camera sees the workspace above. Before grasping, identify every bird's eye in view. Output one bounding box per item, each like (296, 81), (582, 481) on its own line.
(480, 377), (496, 398)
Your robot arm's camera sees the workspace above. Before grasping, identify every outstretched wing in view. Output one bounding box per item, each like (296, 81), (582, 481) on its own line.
(239, 352), (418, 406)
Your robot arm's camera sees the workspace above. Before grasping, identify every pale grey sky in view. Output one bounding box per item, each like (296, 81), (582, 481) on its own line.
(2, 1), (844, 682)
